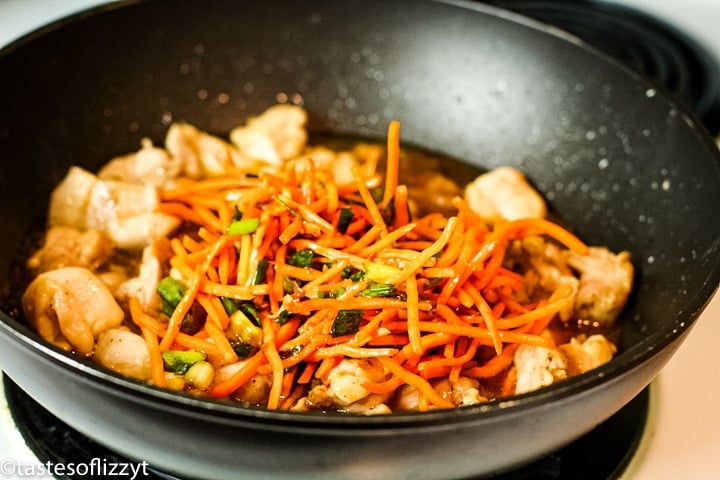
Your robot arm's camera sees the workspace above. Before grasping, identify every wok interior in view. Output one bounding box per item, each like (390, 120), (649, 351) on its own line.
(1, 0), (719, 410)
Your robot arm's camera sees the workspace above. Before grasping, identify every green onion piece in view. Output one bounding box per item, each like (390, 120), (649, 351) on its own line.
(157, 277), (186, 315)
(277, 308), (292, 325)
(337, 207), (354, 234)
(331, 310), (363, 337)
(239, 302), (261, 327)
(227, 217), (260, 236)
(282, 276), (297, 295)
(221, 297), (239, 315)
(350, 270), (365, 282)
(233, 343), (255, 358)
(161, 350), (207, 374)
(341, 266), (356, 279)
(318, 286), (346, 299)
(287, 249), (315, 268)
(253, 258), (269, 284)
(359, 283), (396, 297)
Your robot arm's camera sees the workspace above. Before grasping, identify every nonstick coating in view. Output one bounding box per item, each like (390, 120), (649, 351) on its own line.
(1, 1), (719, 479)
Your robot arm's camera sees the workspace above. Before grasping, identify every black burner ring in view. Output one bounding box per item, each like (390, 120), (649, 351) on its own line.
(3, 374), (648, 480)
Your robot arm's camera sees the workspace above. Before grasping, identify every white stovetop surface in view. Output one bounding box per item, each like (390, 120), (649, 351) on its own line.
(1, 1), (719, 479)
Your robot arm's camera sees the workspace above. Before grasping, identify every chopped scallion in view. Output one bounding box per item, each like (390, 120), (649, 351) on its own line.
(227, 217), (260, 236)
(359, 283), (396, 297)
(161, 350), (207, 374)
(337, 207), (354, 234)
(157, 276), (186, 316)
(287, 249), (315, 268)
(331, 310), (363, 337)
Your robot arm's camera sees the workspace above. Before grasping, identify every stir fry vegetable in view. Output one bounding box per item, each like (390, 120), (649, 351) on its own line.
(20, 105), (633, 413)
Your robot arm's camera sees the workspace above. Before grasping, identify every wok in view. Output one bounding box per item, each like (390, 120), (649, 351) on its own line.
(1, 0), (719, 478)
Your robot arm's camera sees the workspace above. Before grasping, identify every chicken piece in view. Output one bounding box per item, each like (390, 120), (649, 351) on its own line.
(559, 334), (617, 376)
(514, 344), (568, 395)
(508, 237), (579, 321)
(94, 327), (151, 380)
(567, 247), (633, 326)
(98, 138), (182, 189)
(114, 243), (164, 311)
(108, 212), (181, 251)
(306, 358), (389, 408)
(297, 146), (360, 187)
(48, 167), (181, 250)
(451, 376), (487, 406)
(165, 123), (249, 178)
(22, 267), (125, 356)
(231, 374), (273, 406)
(325, 358), (389, 406)
(343, 395), (393, 415)
(48, 166), (99, 229)
(464, 167), (547, 222)
(26, 226), (113, 275)
(394, 385), (421, 411)
(85, 178), (160, 228)
(230, 104), (308, 166)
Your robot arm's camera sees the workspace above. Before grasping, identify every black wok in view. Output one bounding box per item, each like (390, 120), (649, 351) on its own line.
(1, 1), (719, 478)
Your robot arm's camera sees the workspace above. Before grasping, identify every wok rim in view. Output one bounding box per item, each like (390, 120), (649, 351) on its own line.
(0, 0), (719, 429)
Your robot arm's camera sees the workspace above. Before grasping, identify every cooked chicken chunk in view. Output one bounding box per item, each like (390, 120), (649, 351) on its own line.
(508, 237), (579, 321)
(165, 123), (249, 178)
(514, 343), (568, 395)
(48, 167), (180, 250)
(48, 166), (98, 230)
(304, 358), (390, 409)
(98, 138), (181, 188)
(22, 267), (125, 356)
(509, 238), (632, 327)
(465, 167), (547, 222)
(114, 243), (164, 311)
(94, 327), (151, 380)
(297, 146), (360, 187)
(559, 334), (616, 376)
(567, 247), (634, 326)
(230, 104), (308, 165)
(26, 226), (113, 275)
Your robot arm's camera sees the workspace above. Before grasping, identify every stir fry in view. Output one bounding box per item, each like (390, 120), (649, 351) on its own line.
(20, 105), (633, 413)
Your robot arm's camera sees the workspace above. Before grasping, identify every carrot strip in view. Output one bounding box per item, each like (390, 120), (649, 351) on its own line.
(386, 216), (458, 285)
(405, 276), (423, 355)
(285, 296), (433, 315)
(462, 283), (502, 355)
(381, 120), (400, 207)
(261, 314), (284, 410)
(208, 351), (266, 397)
(141, 326), (167, 388)
(297, 362), (319, 384)
(316, 345), (399, 358)
(378, 357), (454, 409)
(204, 321), (238, 364)
(128, 297), (167, 388)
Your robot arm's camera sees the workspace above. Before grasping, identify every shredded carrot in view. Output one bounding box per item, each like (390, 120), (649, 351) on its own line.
(114, 117), (612, 414)
(378, 357), (454, 409)
(381, 120), (401, 208)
